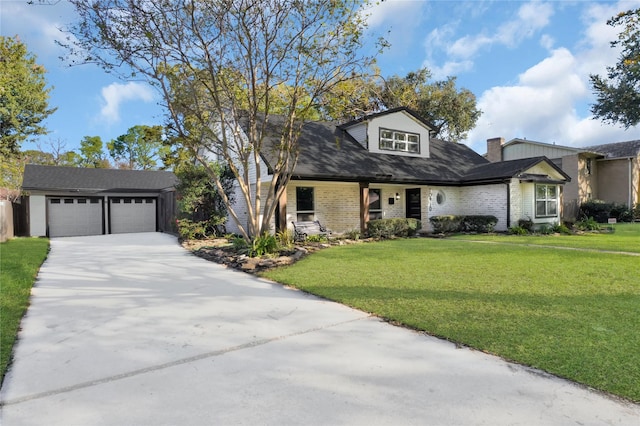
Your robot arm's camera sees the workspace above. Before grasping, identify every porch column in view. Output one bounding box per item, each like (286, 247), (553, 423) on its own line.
(360, 182), (370, 235)
(277, 187), (287, 232)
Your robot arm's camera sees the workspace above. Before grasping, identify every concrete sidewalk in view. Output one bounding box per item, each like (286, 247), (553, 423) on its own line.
(1, 233), (638, 425)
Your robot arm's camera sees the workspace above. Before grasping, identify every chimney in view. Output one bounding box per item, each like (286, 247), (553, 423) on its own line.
(486, 137), (504, 162)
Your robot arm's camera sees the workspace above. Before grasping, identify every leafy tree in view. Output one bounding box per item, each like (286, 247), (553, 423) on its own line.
(590, 8), (640, 128)
(35, 138), (79, 166)
(175, 161), (235, 238)
(77, 136), (110, 168)
(0, 36), (56, 157)
(318, 67), (481, 142)
(107, 125), (169, 170)
(63, 0), (379, 241)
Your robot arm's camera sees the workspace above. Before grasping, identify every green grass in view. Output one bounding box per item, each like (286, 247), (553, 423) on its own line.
(263, 231), (640, 402)
(1, 238), (49, 381)
(451, 223), (640, 253)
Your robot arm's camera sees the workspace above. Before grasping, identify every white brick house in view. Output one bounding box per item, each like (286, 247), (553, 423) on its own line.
(224, 108), (570, 235)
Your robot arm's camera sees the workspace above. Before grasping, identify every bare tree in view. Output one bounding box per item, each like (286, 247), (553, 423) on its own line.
(62, 0), (379, 241)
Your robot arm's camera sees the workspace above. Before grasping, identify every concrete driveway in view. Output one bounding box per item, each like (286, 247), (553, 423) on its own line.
(1, 233), (638, 425)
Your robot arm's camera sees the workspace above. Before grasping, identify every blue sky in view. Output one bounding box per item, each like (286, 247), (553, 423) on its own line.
(3, 0), (640, 155)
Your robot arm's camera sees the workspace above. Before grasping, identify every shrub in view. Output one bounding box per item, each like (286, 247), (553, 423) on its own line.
(368, 218), (421, 238)
(537, 224), (553, 235)
(578, 200), (633, 223)
(429, 215), (497, 234)
(509, 226), (529, 235)
(429, 215), (463, 234)
(462, 215), (498, 233)
(344, 229), (361, 240)
(276, 229), (294, 249)
(306, 234), (328, 243)
(552, 223), (572, 234)
(249, 233), (279, 257)
(634, 203), (640, 221)
(177, 219), (207, 240)
(575, 216), (601, 231)
(517, 218), (534, 232)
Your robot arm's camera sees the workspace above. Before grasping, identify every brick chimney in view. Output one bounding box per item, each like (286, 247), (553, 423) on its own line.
(486, 137), (504, 162)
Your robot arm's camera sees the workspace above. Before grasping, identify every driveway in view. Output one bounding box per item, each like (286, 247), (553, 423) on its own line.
(1, 233), (638, 425)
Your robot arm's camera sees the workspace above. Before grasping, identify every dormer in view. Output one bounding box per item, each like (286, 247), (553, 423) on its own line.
(340, 107), (434, 159)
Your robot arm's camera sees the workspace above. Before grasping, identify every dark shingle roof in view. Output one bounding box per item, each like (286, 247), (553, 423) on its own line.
(259, 118), (490, 185)
(22, 165), (177, 192)
(462, 157), (570, 183)
(583, 140), (640, 158)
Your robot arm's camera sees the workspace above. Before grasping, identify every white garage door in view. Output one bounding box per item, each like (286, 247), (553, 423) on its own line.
(48, 198), (104, 238)
(110, 197), (156, 234)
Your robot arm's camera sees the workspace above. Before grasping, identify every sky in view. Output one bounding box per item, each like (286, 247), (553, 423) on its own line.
(2, 0), (640, 156)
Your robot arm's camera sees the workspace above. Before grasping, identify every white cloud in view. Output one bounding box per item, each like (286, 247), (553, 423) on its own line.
(99, 82), (155, 124)
(448, 1), (554, 59)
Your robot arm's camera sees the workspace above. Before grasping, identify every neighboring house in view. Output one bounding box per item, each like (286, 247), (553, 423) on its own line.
(486, 138), (640, 220)
(21, 165), (177, 237)
(223, 108), (570, 235)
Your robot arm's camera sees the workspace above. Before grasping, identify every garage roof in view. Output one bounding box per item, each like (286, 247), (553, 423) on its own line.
(22, 165), (177, 193)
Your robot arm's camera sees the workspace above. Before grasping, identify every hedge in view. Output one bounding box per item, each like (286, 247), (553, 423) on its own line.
(367, 218), (421, 238)
(578, 200), (634, 223)
(429, 215), (498, 234)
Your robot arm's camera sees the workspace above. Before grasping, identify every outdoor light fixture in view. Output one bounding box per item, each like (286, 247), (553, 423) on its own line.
(395, 193), (400, 200)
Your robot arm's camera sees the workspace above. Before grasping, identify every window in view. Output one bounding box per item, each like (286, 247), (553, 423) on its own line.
(296, 187), (314, 221)
(379, 129), (419, 153)
(77, 199), (87, 204)
(135, 198), (143, 204)
(535, 184), (558, 217)
(64, 199), (74, 204)
(369, 189), (382, 220)
(50, 199), (60, 204)
(586, 158), (592, 175)
(90, 199), (100, 204)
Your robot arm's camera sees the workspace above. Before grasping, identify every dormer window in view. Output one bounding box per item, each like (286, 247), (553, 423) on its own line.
(380, 128), (420, 154)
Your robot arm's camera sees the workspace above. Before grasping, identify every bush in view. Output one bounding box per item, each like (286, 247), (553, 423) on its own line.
(634, 203), (640, 221)
(462, 215), (498, 233)
(552, 223), (572, 234)
(368, 218), (421, 238)
(344, 229), (361, 240)
(537, 224), (553, 235)
(517, 218), (534, 232)
(429, 215), (497, 234)
(276, 229), (294, 249)
(429, 215), (463, 234)
(579, 200), (633, 223)
(177, 219), (207, 240)
(509, 226), (529, 235)
(249, 233), (278, 257)
(575, 216), (601, 231)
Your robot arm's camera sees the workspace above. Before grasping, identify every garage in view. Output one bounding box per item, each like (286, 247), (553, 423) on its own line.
(48, 197), (104, 238)
(22, 164), (177, 238)
(109, 197), (156, 234)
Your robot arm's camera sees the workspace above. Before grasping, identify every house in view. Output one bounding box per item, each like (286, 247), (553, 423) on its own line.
(224, 108), (570, 235)
(486, 138), (640, 220)
(21, 165), (177, 238)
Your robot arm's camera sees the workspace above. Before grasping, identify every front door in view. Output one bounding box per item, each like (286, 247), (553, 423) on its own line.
(405, 188), (421, 220)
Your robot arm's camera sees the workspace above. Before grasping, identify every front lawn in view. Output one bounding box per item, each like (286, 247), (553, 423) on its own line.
(263, 235), (640, 402)
(0, 238), (49, 381)
(451, 223), (640, 253)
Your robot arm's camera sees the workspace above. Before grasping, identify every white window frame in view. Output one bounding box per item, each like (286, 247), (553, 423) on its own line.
(535, 184), (558, 218)
(380, 128), (420, 153)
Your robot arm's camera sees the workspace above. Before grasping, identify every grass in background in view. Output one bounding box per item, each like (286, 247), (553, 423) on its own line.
(263, 236), (640, 402)
(1, 238), (49, 381)
(451, 223), (640, 253)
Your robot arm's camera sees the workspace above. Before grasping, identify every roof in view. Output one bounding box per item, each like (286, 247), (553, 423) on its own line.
(338, 107), (437, 133)
(463, 157), (571, 183)
(503, 138), (583, 153)
(583, 140), (640, 159)
(258, 116), (564, 185)
(22, 165), (177, 192)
